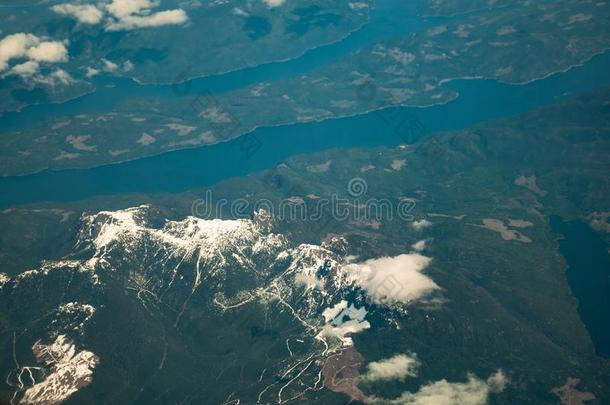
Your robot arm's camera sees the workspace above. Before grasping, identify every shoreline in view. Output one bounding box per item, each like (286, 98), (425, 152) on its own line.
(2, 48), (609, 179)
(0, 6), (374, 117)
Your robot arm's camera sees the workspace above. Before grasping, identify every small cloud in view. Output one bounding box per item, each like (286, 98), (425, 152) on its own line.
(106, 9), (188, 31)
(85, 67), (100, 78)
(233, 7), (248, 17)
(97, 59), (133, 75)
(388, 370), (508, 405)
(7, 60), (39, 78)
(52, 4), (104, 24)
(101, 58), (118, 72)
(0, 33), (70, 85)
(0, 33), (39, 71)
(0, 34), (67, 73)
(411, 219), (432, 231)
(262, 0), (286, 7)
(52, 0), (188, 31)
(8, 65), (73, 87)
(487, 371), (508, 392)
(343, 254), (439, 306)
(105, 0), (153, 19)
(295, 270), (324, 290)
(362, 353), (420, 382)
(411, 239), (428, 252)
(44, 69), (74, 86)
(104, 0), (188, 31)
(26, 41), (68, 63)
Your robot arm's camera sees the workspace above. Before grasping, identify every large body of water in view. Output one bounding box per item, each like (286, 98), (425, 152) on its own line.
(0, 0), (427, 131)
(1, 49), (610, 208)
(1, 0), (610, 208)
(551, 217), (610, 359)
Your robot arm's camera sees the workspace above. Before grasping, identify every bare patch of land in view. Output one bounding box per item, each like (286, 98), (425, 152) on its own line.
(552, 378), (596, 405)
(477, 218), (532, 243)
(321, 346), (371, 403)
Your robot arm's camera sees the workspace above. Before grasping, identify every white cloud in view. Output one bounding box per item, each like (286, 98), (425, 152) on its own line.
(343, 254), (439, 306)
(233, 7), (248, 17)
(295, 270), (324, 290)
(27, 41), (68, 63)
(105, 0), (154, 18)
(7, 60), (39, 78)
(96, 58), (133, 74)
(52, 0), (188, 31)
(317, 318), (370, 346)
(52, 69), (73, 85)
(411, 219), (432, 231)
(101, 58), (118, 72)
(411, 239), (428, 252)
(0, 33), (39, 71)
(35, 69), (74, 86)
(52, 4), (104, 24)
(106, 9), (188, 31)
(262, 0), (286, 7)
(104, 0), (188, 31)
(85, 67), (100, 78)
(0, 33), (70, 85)
(362, 354), (420, 382)
(388, 370), (508, 405)
(0, 33), (67, 71)
(6, 64), (73, 86)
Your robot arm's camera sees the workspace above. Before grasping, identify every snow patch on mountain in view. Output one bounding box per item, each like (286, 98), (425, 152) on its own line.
(1, 205), (448, 404)
(0, 272), (9, 288)
(20, 335), (99, 405)
(317, 300), (370, 346)
(76, 205), (288, 283)
(6, 205), (440, 350)
(51, 302), (96, 336)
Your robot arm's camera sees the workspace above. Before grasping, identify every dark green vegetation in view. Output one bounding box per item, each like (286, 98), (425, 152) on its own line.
(2, 0), (610, 176)
(1, 87), (609, 403)
(0, 0), (372, 113)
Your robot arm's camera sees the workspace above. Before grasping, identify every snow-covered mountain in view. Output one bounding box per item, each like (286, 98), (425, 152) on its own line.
(2, 205), (498, 405)
(0, 205), (379, 403)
